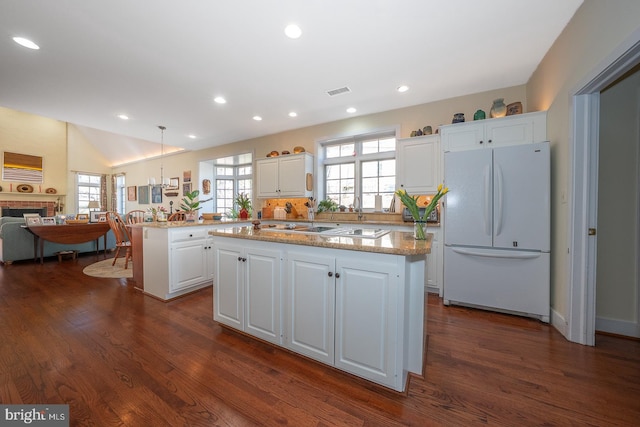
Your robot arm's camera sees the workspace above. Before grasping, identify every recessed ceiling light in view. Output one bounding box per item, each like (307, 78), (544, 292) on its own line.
(188, 134), (197, 139)
(288, 112), (297, 118)
(284, 24), (302, 39)
(13, 37), (39, 50)
(117, 114), (129, 120)
(346, 107), (357, 114)
(214, 96), (227, 104)
(397, 85), (409, 93)
(253, 116), (263, 121)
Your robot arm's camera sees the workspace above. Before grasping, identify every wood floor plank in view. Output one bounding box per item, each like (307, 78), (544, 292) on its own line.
(1, 254), (639, 426)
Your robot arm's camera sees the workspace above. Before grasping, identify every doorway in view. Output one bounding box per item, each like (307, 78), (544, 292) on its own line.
(569, 30), (640, 345)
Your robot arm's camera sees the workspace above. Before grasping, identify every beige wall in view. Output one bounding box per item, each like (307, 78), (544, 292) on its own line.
(527, 0), (640, 321)
(0, 106), (67, 204)
(113, 85), (527, 213)
(597, 70), (640, 324)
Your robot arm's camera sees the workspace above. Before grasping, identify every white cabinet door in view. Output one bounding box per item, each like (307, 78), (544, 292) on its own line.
(396, 135), (440, 193)
(278, 155), (308, 197)
(334, 257), (398, 388)
(245, 246), (282, 345)
(256, 157), (279, 198)
(170, 239), (208, 292)
(285, 251), (335, 364)
(214, 241), (245, 330)
(441, 121), (485, 152)
(484, 112), (546, 149)
(256, 153), (313, 198)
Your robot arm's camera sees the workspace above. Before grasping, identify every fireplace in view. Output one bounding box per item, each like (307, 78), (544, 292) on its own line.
(1, 206), (50, 217)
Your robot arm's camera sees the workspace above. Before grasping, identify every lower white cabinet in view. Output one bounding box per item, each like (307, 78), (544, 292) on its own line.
(213, 239), (283, 345)
(212, 236), (426, 392)
(142, 225), (214, 300)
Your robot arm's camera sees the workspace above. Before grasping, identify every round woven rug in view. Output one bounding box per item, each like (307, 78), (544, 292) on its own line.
(83, 258), (133, 279)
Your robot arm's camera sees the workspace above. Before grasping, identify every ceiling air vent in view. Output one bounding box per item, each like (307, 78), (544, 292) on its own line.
(326, 86), (351, 97)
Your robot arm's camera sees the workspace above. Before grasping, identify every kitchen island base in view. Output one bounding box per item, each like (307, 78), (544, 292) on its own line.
(212, 234), (427, 392)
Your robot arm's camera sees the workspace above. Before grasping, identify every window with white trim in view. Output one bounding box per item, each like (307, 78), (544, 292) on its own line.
(321, 130), (396, 210)
(214, 161), (252, 216)
(76, 173), (101, 214)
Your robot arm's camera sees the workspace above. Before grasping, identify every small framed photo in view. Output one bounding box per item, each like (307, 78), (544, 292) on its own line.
(76, 214), (89, 221)
(41, 217), (56, 225)
(90, 211), (107, 223)
(26, 216), (42, 226)
(183, 182), (192, 196)
(23, 213), (40, 220)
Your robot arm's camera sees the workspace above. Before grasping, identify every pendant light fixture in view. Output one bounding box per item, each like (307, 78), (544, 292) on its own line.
(149, 125), (169, 187)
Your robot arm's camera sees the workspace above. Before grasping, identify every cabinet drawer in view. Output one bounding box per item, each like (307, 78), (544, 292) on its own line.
(171, 228), (208, 242)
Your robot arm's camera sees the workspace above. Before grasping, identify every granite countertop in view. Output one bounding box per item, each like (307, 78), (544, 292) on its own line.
(208, 225), (431, 256)
(128, 219), (249, 228)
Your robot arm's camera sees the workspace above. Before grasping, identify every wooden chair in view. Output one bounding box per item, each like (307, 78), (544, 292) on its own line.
(168, 211), (186, 221)
(126, 210), (146, 224)
(106, 211), (132, 269)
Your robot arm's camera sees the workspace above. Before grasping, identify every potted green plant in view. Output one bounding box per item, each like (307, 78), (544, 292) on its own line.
(316, 199), (338, 213)
(235, 192), (252, 220)
(180, 190), (211, 222)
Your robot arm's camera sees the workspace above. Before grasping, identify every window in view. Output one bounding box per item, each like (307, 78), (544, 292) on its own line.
(321, 131), (396, 210)
(115, 174), (126, 214)
(211, 153), (253, 216)
(76, 173), (102, 214)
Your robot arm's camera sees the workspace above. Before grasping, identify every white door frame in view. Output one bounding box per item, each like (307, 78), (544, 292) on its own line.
(568, 28), (640, 345)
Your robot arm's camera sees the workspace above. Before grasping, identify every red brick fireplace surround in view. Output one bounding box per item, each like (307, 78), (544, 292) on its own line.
(1, 201), (56, 217)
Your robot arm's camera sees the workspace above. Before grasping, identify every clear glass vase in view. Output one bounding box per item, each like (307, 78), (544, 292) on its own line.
(413, 221), (428, 240)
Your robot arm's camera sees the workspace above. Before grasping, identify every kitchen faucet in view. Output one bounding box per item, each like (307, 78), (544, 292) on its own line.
(354, 196), (363, 221)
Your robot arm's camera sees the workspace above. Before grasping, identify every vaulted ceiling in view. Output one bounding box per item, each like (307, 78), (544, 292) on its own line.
(0, 0), (582, 166)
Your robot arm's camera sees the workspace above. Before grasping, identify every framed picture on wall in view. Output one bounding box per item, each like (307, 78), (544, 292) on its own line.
(127, 186), (137, 201)
(151, 185), (162, 203)
(138, 185), (149, 204)
(183, 182), (191, 196)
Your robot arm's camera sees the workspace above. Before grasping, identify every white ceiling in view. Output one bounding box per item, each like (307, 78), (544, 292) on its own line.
(0, 0), (582, 166)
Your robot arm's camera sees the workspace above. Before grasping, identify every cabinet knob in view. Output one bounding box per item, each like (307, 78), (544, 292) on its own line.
(237, 256), (242, 261)
(328, 272), (333, 277)
(479, 140), (483, 144)
(335, 273), (340, 278)
(488, 139), (492, 143)
(242, 257), (247, 262)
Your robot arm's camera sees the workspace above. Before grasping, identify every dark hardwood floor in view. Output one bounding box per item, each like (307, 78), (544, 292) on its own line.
(1, 254), (639, 426)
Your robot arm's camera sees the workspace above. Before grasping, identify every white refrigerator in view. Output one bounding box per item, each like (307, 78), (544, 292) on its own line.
(443, 142), (550, 322)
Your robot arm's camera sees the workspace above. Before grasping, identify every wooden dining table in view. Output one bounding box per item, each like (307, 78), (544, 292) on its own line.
(24, 222), (111, 264)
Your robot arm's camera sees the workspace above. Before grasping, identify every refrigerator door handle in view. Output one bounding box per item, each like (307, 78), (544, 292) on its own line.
(483, 165), (491, 236)
(495, 164), (504, 236)
(451, 247), (542, 260)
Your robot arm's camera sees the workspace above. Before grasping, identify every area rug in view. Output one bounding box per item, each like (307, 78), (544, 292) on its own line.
(83, 258), (133, 279)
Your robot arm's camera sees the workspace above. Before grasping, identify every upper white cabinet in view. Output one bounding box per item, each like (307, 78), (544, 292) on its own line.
(396, 134), (441, 193)
(441, 111), (547, 152)
(256, 153), (313, 198)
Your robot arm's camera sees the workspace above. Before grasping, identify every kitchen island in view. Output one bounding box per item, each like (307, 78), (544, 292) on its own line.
(209, 224), (431, 392)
